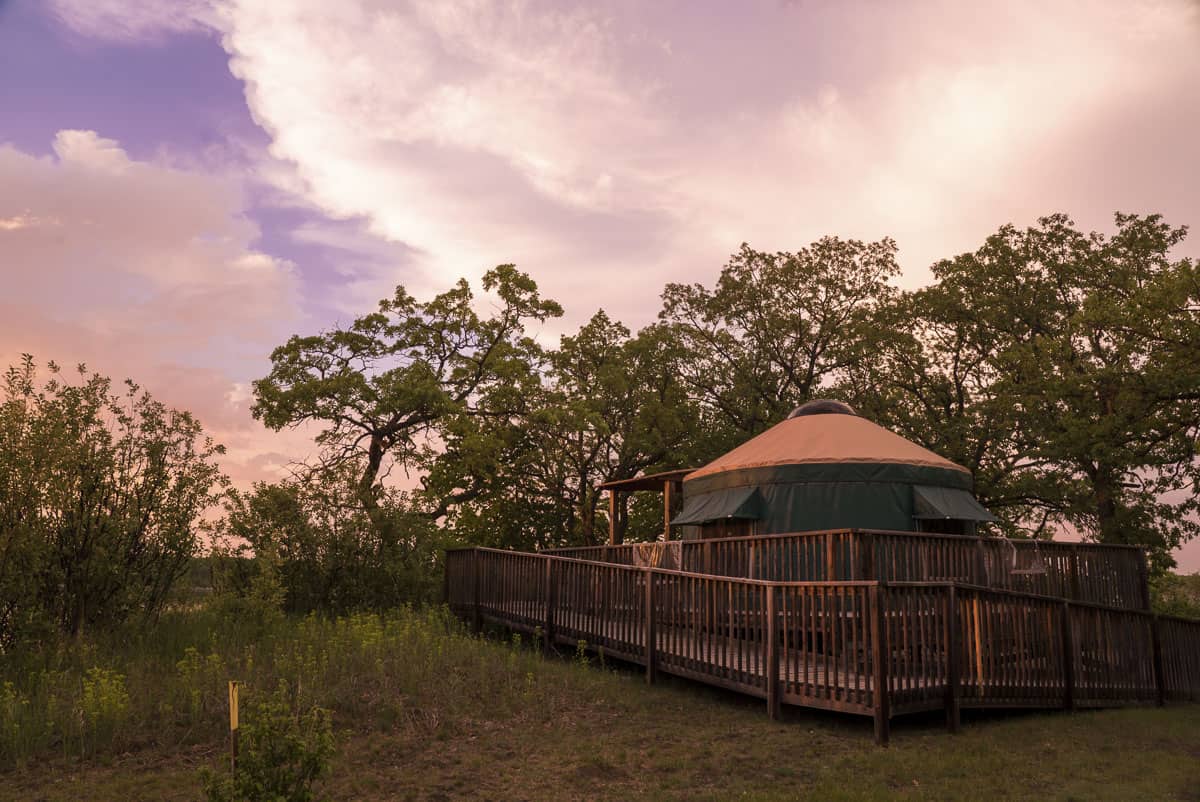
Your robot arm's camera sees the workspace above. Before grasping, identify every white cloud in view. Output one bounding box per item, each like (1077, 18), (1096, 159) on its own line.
(46, 0), (217, 41)
(210, 0), (1200, 324)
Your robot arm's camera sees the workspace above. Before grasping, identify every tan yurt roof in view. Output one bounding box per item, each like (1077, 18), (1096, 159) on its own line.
(686, 409), (970, 482)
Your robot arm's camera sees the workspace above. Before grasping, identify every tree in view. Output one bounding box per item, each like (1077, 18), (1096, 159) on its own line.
(842, 283), (1057, 537)
(659, 239), (899, 455)
(251, 266), (562, 556)
(543, 316), (696, 543)
(0, 356), (226, 647)
(850, 214), (1200, 566)
(424, 312), (697, 549)
(217, 466), (445, 612)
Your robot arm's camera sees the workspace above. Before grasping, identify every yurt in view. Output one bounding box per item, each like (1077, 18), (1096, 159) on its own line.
(671, 400), (995, 538)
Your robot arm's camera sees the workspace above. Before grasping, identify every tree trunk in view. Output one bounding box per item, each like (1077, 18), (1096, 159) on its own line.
(1092, 465), (1125, 545)
(357, 435), (395, 557)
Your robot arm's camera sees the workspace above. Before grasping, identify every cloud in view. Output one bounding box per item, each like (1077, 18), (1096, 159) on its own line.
(0, 129), (311, 486)
(46, 0), (217, 42)
(210, 0), (1200, 329)
(48, 0), (1199, 323)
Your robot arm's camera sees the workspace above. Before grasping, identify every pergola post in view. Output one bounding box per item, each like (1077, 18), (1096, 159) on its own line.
(598, 469), (695, 546)
(662, 479), (672, 540)
(609, 489), (618, 546)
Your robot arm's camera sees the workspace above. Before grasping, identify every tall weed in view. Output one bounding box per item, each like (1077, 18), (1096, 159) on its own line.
(0, 603), (618, 769)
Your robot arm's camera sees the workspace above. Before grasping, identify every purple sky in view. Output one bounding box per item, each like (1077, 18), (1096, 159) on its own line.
(2, 0), (1198, 569)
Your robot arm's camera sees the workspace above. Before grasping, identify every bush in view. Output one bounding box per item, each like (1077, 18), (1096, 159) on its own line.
(201, 681), (335, 802)
(0, 356), (226, 648)
(216, 475), (449, 616)
(1151, 572), (1200, 619)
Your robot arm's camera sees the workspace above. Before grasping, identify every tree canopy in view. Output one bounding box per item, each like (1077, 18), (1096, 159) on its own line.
(659, 238), (899, 455)
(248, 214), (1198, 580)
(252, 265), (562, 551)
(849, 214), (1200, 566)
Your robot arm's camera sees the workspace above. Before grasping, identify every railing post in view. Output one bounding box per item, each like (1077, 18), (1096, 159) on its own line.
(974, 538), (988, 587)
(543, 558), (556, 657)
(871, 583), (891, 746)
(826, 532), (837, 580)
(1137, 550), (1152, 612)
(1069, 545), (1081, 603)
(644, 569), (656, 684)
(859, 532), (876, 581)
(766, 585), (780, 720)
(1150, 614), (1165, 707)
(944, 584), (961, 733)
(472, 549), (482, 634)
(1060, 601), (1075, 711)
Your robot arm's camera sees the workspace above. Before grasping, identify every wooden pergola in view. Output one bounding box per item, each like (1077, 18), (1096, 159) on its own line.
(598, 469), (695, 545)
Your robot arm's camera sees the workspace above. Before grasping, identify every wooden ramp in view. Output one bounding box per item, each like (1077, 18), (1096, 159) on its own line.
(448, 546), (1200, 743)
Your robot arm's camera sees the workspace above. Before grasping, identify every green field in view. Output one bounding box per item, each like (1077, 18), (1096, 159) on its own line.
(2, 608), (1197, 802)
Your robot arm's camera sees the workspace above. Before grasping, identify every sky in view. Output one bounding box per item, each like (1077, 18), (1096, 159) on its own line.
(1, 0), (1198, 569)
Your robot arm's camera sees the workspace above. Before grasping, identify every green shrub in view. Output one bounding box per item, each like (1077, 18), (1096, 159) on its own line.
(79, 666), (130, 754)
(201, 681), (335, 802)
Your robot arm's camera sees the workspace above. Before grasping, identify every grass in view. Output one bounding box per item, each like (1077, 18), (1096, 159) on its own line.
(1, 607), (1197, 801)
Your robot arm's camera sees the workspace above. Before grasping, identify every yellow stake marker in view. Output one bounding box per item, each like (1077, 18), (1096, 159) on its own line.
(229, 681), (239, 773)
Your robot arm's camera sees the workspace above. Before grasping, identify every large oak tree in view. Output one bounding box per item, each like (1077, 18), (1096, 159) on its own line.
(252, 265), (562, 556)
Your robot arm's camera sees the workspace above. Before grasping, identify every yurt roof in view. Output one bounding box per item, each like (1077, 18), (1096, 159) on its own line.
(685, 411), (970, 482)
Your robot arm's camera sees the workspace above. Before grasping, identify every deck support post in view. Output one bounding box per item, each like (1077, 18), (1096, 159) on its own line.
(471, 549), (482, 634)
(543, 558), (556, 657)
(1060, 601), (1075, 711)
(1150, 614), (1165, 707)
(644, 569), (657, 684)
(944, 584), (961, 733)
(871, 584), (890, 746)
(766, 586), (780, 720)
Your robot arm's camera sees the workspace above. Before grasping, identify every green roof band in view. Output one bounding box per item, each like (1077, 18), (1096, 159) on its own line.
(912, 485), (997, 522)
(671, 486), (764, 526)
(684, 462), (975, 495)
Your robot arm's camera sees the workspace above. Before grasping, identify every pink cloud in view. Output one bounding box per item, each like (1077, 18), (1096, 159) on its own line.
(0, 130), (311, 488)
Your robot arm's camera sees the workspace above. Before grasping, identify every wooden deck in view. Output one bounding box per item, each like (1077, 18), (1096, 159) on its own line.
(446, 543), (1200, 744)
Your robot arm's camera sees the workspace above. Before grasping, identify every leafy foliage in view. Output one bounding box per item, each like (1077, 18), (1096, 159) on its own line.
(0, 356), (226, 647)
(659, 238), (899, 453)
(216, 470), (448, 613)
(251, 266), (561, 552)
(201, 681), (335, 802)
(848, 214), (1200, 565)
(435, 312), (698, 547)
(1151, 572), (1200, 619)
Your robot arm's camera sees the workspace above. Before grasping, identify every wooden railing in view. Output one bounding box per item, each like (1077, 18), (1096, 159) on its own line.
(444, 547), (1200, 744)
(543, 529), (1150, 611)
